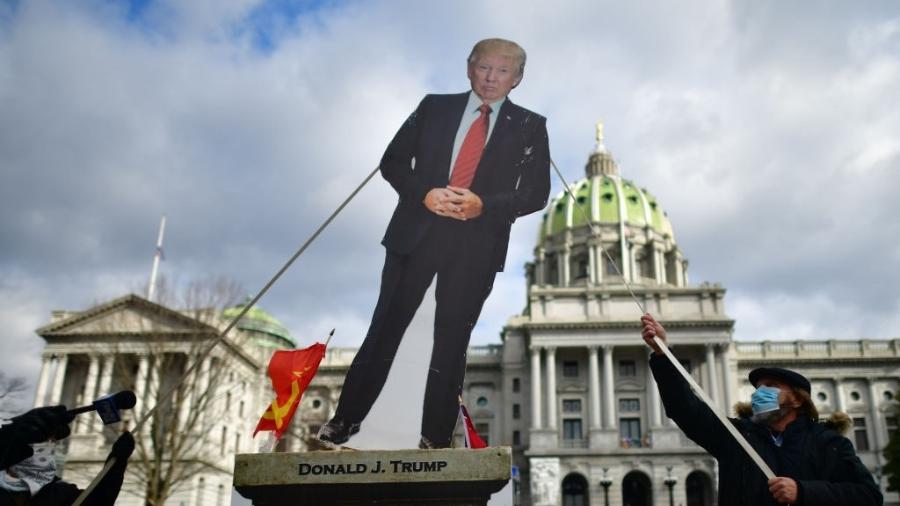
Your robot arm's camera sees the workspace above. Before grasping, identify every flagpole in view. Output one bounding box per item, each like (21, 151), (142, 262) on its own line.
(147, 214), (166, 302)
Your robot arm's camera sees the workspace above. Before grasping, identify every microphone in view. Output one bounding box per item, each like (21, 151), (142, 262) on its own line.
(67, 391), (137, 425)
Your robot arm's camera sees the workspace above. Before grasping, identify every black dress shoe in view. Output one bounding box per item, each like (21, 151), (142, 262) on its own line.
(418, 436), (450, 449)
(317, 419), (360, 446)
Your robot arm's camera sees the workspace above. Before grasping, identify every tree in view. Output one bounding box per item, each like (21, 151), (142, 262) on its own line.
(884, 390), (900, 492)
(0, 371), (28, 418)
(100, 275), (252, 506)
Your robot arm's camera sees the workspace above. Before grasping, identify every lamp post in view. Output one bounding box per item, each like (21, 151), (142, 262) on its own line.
(664, 466), (677, 506)
(599, 467), (612, 506)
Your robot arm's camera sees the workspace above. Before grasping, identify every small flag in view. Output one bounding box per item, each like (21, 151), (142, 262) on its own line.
(254, 343), (326, 439)
(459, 400), (487, 449)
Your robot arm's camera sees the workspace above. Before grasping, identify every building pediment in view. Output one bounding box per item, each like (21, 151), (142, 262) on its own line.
(37, 293), (217, 339)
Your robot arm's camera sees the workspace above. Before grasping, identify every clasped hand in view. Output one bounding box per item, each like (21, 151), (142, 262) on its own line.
(424, 186), (482, 220)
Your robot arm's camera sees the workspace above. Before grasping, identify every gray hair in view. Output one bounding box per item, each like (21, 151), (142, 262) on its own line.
(467, 38), (526, 76)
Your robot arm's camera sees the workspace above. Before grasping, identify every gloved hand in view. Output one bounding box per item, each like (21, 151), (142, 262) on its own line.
(107, 431), (135, 462)
(10, 406), (73, 443)
(1, 405), (72, 468)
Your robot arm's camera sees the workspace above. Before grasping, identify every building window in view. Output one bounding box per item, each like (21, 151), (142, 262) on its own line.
(563, 399), (582, 413)
(513, 430), (521, 446)
(853, 418), (869, 451)
(572, 254), (589, 281)
(477, 396), (488, 407)
(513, 403), (521, 419)
(563, 361), (579, 377)
(885, 416), (898, 435)
(816, 392), (827, 402)
(220, 427), (227, 456)
(475, 423), (490, 445)
(679, 359), (692, 373)
(312, 399), (322, 408)
(563, 419), (583, 440)
(850, 391), (861, 401)
(619, 360), (636, 377)
(512, 377), (521, 393)
(884, 391), (894, 401)
(604, 251), (620, 275)
(239, 400), (245, 417)
(620, 417), (642, 448)
(619, 398), (640, 412)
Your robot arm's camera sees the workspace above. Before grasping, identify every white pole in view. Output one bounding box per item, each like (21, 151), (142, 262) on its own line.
(147, 215), (167, 302)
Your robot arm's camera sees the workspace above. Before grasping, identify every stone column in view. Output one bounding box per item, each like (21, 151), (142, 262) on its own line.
(834, 378), (847, 413)
(91, 355), (114, 432)
(587, 245), (597, 285)
(602, 346), (616, 429)
(655, 246), (667, 285)
(647, 349), (662, 428)
(705, 345), (721, 410)
(545, 347), (557, 430)
(593, 244), (604, 284)
(33, 356), (53, 407)
(134, 354), (150, 417)
(76, 355), (100, 434)
(561, 247), (571, 286)
(588, 346), (601, 429)
(718, 344), (733, 414)
(867, 380), (884, 451)
(530, 347), (543, 429)
(535, 248), (545, 286)
(48, 354), (69, 405)
(178, 354), (197, 428)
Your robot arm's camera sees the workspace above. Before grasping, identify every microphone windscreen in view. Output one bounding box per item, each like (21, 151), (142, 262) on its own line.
(114, 390), (137, 410)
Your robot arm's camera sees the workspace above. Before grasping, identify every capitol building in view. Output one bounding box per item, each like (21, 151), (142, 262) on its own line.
(30, 127), (899, 505)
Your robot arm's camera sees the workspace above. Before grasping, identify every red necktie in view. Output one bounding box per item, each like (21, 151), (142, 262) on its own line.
(449, 104), (492, 188)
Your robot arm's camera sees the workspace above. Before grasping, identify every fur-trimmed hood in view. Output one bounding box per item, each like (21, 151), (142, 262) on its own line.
(733, 402), (852, 434)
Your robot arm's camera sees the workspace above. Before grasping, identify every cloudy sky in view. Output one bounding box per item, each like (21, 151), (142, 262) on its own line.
(1, 0), (899, 465)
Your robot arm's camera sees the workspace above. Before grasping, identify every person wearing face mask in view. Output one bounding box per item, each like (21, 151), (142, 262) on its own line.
(0, 405), (134, 506)
(640, 313), (882, 506)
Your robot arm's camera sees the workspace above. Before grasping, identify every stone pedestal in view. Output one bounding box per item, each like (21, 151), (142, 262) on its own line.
(234, 447), (511, 505)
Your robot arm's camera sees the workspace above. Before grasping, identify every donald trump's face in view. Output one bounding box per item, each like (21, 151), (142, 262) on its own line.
(467, 49), (522, 103)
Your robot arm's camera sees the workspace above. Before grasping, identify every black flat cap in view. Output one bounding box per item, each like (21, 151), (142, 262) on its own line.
(749, 367), (811, 393)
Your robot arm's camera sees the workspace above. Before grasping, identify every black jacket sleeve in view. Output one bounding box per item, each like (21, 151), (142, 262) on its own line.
(379, 96), (432, 205)
(797, 436), (882, 506)
(649, 353), (737, 459)
(478, 115), (551, 225)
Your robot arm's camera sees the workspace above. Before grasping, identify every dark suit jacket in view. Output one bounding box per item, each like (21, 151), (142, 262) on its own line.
(379, 92), (551, 272)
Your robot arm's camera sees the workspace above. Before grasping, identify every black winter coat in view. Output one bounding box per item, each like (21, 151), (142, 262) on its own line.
(650, 354), (882, 506)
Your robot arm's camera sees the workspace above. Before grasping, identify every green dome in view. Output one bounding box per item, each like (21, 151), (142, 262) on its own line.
(222, 300), (295, 348)
(538, 152), (674, 242)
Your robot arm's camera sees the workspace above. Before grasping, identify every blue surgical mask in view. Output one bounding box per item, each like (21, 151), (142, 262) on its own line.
(751, 385), (781, 415)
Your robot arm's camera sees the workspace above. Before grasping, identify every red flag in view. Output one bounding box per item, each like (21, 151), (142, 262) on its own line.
(254, 343), (326, 439)
(459, 402), (488, 449)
